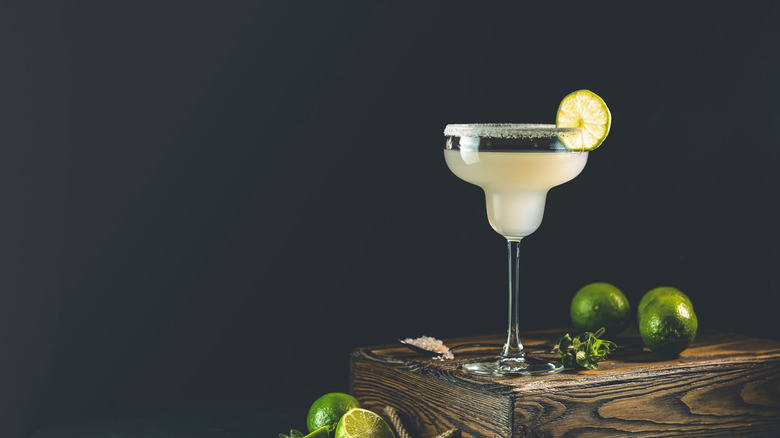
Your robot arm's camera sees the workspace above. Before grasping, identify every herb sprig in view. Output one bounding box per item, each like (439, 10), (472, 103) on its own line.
(553, 327), (616, 370)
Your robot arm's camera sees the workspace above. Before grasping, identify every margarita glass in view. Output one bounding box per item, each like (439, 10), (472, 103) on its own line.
(444, 123), (587, 376)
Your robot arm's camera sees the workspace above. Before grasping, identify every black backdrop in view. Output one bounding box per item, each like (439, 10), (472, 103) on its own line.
(2, 1), (778, 436)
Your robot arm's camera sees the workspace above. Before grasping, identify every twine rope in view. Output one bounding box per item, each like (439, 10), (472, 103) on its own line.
(382, 406), (460, 438)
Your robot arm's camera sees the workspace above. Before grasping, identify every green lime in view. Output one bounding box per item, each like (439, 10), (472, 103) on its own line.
(556, 89), (611, 151)
(639, 295), (698, 356)
(335, 408), (395, 438)
(307, 393), (361, 433)
(570, 282), (630, 336)
(303, 426), (330, 438)
(637, 286), (692, 320)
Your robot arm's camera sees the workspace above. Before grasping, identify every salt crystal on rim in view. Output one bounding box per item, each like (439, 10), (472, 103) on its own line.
(443, 123), (578, 139)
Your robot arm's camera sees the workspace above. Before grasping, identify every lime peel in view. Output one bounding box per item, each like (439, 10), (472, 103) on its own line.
(302, 427), (330, 438)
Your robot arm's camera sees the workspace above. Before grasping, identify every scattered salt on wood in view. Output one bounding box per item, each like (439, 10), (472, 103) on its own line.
(404, 336), (454, 360)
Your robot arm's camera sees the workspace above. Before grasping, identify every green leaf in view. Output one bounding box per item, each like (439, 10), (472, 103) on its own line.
(553, 327), (616, 370)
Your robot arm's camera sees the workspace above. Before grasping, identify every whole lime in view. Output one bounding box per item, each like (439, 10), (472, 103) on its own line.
(637, 286), (692, 320)
(639, 295), (698, 356)
(306, 392), (361, 433)
(570, 282), (631, 336)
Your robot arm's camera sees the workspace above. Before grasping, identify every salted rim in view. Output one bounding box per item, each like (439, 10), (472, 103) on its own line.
(444, 123), (578, 139)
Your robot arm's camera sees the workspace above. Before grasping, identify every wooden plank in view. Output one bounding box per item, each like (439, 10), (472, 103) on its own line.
(350, 328), (780, 437)
(510, 359), (780, 436)
(350, 357), (512, 436)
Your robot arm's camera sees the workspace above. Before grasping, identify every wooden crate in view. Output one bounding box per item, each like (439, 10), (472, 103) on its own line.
(349, 328), (780, 437)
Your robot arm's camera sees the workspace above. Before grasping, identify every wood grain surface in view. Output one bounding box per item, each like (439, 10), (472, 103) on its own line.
(350, 328), (780, 437)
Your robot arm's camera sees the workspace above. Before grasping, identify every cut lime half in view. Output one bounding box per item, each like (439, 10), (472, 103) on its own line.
(335, 408), (395, 438)
(556, 89), (611, 151)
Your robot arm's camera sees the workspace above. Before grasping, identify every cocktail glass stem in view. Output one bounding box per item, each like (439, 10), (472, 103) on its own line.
(502, 239), (525, 359)
(461, 235), (563, 376)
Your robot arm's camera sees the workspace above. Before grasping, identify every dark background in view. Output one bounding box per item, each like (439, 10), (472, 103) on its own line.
(1, 1), (778, 436)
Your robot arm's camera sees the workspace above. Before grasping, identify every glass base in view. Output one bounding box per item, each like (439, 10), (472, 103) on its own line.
(462, 355), (564, 376)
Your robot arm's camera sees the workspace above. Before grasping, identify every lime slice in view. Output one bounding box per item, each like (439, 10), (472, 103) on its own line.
(303, 426), (330, 438)
(555, 89), (611, 151)
(335, 408), (395, 438)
